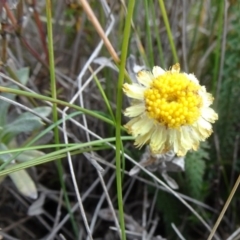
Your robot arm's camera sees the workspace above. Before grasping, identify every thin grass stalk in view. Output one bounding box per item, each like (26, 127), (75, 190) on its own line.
(215, 0), (229, 105)
(89, 67), (115, 122)
(211, 0), (230, 194)
(16, 0), (23, 33)
(0, 144), (109, 156)
(188, 0), (204, 61)
(158, 0), (179, 63)
(118, 4), (125, 50)
(1, 28), (7, 63)
(3, 3), (48, 67)
(150, 0), (165, 68)
(3, 2), (17, 25)
(129, 2), (149, 67)
(79, 0), (132, 84)
(115, 1), (135, 239)
(0, 137), (132, 176)
(207, 175), (240, 240)
(20, 37), (48, 67)
(2, 4), (42, 110)
(4, 67), (38, 106)
(45, 1), (78, 237)
(79, 0), (119, 63)
(212, 0), (224, 95)
(144, 0), (154, 68)
(0, 86), (120, 127)
(32, 0), (49, 62)
(0, 111), (82, 171)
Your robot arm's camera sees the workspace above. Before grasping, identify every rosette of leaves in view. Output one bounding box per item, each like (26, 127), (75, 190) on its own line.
(0, 67), (52, 199)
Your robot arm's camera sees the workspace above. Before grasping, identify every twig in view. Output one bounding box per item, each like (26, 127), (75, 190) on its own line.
(78, 0), (120, 64)
(207, 175), (240, 240)
(171, 223), (186, 240)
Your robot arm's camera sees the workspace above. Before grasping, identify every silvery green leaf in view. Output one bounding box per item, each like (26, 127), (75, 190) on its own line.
(7, 59), (17, 73)
(16, 150), (45, 162)
(0, 143), (12, 163)
(22, 106), (52, 119)
(28, 193), (45, 216)
(0, 107), (51, 142)
(1, 118), (43, 143)
(15, 67), (30, 85)
(34, 131), (53, 145)
(0, 85), (18, 127)
(9, 169), (38, 199)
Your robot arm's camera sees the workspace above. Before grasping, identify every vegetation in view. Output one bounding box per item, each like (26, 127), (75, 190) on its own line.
(0, 0), (239, 239)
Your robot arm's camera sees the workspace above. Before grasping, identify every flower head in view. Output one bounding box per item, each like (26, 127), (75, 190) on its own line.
(123, 63), (218, 156)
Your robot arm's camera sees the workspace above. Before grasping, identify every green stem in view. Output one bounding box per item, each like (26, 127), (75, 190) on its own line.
(0, 86), (120, 128)
(144, 0), (154, 68)
(115, 1), (135, 239)
(91, 67), (115, 122)
(212, 0), (224, 96)
(158, 0), (179, 63)
(0, 136), (133, 176)
(0, 112), (81, 171)
(46, 1), (78, 237)
(188, 0), (204, 61)
(151, 0), (165, 68)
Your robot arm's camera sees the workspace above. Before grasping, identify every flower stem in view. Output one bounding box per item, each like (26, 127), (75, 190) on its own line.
(115, 1), (135, 239)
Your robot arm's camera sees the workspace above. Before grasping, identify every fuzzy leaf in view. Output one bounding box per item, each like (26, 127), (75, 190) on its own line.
(28, 193), (45, 216)
(0, 143), (12, 163)
(9, 169), (38, 199)
(15, 67), (30, 85)
(0, 85), (18, 127)
(19, 106), (52, 119)
(0, 107), (51, 143)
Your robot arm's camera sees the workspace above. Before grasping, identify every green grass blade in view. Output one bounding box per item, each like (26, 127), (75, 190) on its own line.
(115, 1), (135, 239)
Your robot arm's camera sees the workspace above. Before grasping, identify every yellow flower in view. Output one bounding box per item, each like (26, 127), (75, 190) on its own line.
(123, 63), (218, 156)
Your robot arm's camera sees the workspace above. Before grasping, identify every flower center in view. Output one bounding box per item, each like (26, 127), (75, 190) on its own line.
(144, 72), (203, 128)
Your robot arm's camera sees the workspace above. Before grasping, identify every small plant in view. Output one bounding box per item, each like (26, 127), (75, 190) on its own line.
(0, 67), (51, 199)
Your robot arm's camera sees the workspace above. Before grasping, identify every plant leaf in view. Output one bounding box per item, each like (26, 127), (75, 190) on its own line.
(28, 193), (45, 216)
(15, 67), (30, 85)
(185, 143), (208, 199)
(0, 107), (51, 143)
(0, 143), (12, 163)
(0, 85), (18, 127)
(9, 169), (38, 199)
